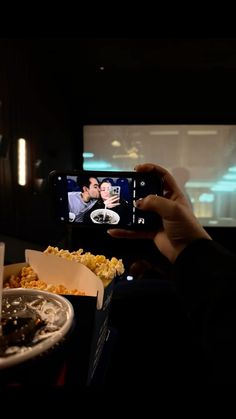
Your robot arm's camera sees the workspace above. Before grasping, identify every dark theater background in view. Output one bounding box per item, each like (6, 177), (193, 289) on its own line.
(1, 37), (236, 264)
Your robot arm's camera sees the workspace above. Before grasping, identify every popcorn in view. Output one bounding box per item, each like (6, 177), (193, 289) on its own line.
(4, 246), (125, 295)
(44, 246), (125, 283)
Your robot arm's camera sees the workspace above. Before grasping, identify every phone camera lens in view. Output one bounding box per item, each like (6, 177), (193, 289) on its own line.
(140, 181), (146, 186)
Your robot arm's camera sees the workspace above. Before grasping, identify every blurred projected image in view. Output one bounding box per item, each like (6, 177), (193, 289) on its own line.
(83, 124), (236, 227)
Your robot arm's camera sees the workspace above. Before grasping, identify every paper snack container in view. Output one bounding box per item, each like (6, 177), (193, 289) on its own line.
(3, 249), (116, 386)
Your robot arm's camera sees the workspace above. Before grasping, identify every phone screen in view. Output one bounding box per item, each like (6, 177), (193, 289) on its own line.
(50, 171), (163, 229)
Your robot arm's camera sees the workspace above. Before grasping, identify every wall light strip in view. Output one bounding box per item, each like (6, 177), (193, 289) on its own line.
(17, 138), (27, 186)
(187, 130), (218, 135)
(149, 130), (179, 135)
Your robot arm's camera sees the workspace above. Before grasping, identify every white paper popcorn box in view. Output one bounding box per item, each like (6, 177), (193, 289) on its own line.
(25, 249), (104, 309)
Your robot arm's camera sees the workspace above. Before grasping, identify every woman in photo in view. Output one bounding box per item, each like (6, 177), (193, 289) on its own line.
(84, 179), (131, 226)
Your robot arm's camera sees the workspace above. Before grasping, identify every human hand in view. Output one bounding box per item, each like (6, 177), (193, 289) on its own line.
(107, 163), (211, 263)
(104, 195), (120, 209)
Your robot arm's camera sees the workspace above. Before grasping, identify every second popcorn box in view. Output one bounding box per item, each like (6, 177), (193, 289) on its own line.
(2, 246), (125, 387)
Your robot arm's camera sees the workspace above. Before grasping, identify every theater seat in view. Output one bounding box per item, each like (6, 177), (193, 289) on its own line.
(67, 179), (80, 192)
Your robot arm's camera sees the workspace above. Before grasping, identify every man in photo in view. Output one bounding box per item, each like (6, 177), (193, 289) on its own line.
(68, 175), (100, 222)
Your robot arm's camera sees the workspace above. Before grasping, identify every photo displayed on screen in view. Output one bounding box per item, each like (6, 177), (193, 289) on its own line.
(65, 172), (162, 228)
(67, 174), (133, 226)
(83, 124), (236, 227)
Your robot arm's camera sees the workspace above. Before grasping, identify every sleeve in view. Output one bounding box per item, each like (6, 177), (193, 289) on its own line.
(174, 238), (236, 302)
(173, 238), (236, 390)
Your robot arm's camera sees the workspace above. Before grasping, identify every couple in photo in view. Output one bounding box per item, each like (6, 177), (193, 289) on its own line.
(68, 175), (129, 224)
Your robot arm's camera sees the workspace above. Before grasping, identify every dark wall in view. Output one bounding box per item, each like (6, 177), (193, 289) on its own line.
(0, 39), (77, 245)
(1, 38), (236, 258)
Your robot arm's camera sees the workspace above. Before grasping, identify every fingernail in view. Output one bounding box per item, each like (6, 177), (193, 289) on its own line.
(135, 198), (142, 208)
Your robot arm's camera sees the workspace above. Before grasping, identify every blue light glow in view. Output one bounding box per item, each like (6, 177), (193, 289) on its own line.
(83, 160), (123, 171)
(83, 152), (94, 158)
(199, 193), (215, 203)
(83, 160), (113, 170)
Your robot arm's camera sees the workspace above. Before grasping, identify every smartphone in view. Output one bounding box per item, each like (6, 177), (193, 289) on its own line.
(49, 170), (163, 229)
